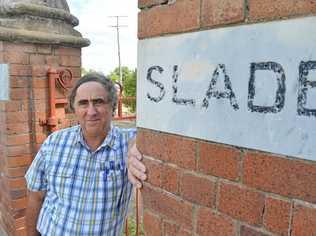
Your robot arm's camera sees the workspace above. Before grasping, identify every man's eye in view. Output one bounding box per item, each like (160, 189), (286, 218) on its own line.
(78, 100), (89, 107)
(94, 99), (106, 106)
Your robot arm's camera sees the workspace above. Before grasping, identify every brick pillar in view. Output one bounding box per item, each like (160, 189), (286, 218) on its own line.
(137, 1), (316, 235)
(0, 1), (89, 235)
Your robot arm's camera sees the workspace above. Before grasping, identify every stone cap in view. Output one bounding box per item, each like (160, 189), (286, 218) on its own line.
(0, 0), (90, 47)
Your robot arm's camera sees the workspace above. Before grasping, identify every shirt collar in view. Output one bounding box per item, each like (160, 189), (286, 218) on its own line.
(76, 124), (119, 151)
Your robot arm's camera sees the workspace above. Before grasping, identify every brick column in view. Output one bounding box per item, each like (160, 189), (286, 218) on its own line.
(137, 1), (316, 235)
(0, 1), (89, 235)
(0, 42), (83, 236)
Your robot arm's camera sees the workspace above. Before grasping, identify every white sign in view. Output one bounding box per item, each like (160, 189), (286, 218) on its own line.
(0, 64), (9, 101)
(137, 17), (316, 161)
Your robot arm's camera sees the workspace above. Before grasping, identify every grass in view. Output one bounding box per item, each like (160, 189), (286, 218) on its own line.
(122, 216), (144, 236)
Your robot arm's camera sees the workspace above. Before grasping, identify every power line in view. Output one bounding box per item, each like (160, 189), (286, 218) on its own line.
(109, 16), (127, 85)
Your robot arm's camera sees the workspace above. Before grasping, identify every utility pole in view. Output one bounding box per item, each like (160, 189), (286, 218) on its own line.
(109, 16), (127, 85)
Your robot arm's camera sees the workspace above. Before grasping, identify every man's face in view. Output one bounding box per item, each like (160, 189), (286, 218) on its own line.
(74, 81), (113, 138)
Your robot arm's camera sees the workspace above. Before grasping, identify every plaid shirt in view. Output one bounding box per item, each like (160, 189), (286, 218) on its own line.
(25, 125), (136, 236)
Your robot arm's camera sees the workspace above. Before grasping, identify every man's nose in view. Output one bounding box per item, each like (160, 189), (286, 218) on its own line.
(87, 103), (97, 115)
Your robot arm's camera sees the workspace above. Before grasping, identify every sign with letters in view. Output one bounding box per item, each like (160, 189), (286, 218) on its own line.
(0, 64), (9, 101)
(137, 17), (316, 161)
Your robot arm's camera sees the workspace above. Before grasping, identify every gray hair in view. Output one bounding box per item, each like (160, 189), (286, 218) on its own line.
(68, 72), (117, 115)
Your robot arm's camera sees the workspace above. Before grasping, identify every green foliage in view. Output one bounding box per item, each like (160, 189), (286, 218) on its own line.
(80, 66), (137, 113)
(81, 67), (98, 76)
(108, 67), (137, 112)
(122, 217), (144, 236)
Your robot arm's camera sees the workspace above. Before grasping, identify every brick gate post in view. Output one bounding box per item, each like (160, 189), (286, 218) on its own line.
(0, 1), (89, 235)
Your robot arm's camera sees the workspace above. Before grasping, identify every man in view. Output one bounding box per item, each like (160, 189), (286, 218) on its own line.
(25, 73), (144, 236)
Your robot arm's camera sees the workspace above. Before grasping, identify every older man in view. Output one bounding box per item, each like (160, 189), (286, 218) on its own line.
(25, 73), (144, 236)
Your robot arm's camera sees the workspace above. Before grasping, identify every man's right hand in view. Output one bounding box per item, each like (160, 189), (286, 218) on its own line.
(127, 141), (147, 188)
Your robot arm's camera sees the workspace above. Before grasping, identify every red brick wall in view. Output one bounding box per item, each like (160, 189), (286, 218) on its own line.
(138, 1), (316, 235)
(0, 42), (81, 236)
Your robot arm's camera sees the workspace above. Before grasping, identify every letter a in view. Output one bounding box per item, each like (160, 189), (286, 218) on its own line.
(202, 64), (239, 110)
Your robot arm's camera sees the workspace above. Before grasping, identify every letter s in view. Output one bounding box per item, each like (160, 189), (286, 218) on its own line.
(146, 66), (165, 103)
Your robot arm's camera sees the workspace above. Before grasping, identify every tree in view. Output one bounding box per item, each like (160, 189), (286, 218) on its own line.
(81, 67), (98, 76)
(108, 66), (137, 112)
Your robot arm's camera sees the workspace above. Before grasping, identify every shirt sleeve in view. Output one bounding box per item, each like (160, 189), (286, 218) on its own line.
(120, 128), (136, 162)
(25, 147), (48, 191)
(126, 127), (137, 141)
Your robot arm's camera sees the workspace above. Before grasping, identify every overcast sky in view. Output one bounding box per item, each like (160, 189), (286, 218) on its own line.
(67, 0), (138, 75)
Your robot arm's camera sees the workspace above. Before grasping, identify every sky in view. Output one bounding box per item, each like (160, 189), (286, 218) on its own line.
(67, 0), (138, 75)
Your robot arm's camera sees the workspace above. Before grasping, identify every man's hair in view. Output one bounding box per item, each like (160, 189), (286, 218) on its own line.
(68, 72), (118, 115)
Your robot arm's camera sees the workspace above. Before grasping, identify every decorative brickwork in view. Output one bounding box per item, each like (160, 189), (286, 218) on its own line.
(0, 1), (87, 235)
(0, 41), (82, 236)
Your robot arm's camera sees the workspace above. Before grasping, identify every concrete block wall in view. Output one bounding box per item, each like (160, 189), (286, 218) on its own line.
(0, 42), (81, 236)
(137, 1), (316, 235)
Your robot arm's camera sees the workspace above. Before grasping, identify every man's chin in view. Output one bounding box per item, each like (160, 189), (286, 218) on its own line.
(81, 123), (97, 131)
(82, 125), (109, 137)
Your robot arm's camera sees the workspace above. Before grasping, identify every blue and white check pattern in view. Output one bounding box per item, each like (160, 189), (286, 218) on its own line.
(25, 125), (136, 236)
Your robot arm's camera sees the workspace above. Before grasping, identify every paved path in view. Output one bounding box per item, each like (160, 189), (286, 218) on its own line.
(0, 227), (7, 236)
(113, 119), (136, 128)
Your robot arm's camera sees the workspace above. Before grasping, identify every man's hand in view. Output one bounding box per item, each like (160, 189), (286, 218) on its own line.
(26, 190), (45, 236)
(128, 140), (147, 188)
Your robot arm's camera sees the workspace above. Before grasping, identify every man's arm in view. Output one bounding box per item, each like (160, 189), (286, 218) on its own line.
(26, 190), (46, 236)
(127, 139), (147, 188)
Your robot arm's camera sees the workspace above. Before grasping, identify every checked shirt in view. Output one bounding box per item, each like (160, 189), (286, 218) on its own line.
(25, 125), (136, 236)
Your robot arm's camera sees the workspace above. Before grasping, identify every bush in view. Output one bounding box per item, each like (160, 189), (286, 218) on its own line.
(108, 67), (137, 113)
